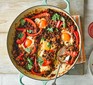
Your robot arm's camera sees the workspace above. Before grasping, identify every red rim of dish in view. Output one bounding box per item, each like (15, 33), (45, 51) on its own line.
(88, 22), (93, 38)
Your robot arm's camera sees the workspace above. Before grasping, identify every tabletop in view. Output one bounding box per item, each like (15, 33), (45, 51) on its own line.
(0, 0), (93, 85)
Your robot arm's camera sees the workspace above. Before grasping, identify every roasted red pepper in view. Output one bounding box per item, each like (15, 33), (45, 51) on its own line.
(56, 21), (63, 28)
(42, 59), (51, 66)
(69, 57), (75, 65)
(34, 57), (38, 72)
(70, 25), (74, 33)
(16, 28), (25, 31)
(74, 31), (79, 48)
(16, 30), (26, 44)
(16, 53), (24, 61)
(30, 46), (36, 55)
(31, 12), (50, 19)
(27, 28), (42, 36)
(66, 51), (78, 58)
(24, 18), (37, 29)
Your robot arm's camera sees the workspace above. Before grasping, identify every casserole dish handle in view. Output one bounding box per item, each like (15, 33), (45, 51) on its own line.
(42, 0), (70, 13)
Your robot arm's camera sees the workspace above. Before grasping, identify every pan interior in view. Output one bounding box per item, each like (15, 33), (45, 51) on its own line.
(7, 5), (81, 80)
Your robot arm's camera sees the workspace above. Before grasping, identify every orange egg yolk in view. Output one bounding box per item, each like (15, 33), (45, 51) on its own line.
(24, 39), (32, 48)
(62, 32), (71, 42)
(39, 18), (47, 28)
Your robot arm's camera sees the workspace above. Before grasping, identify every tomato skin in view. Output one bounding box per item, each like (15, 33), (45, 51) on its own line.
(42, 59), (51, 66)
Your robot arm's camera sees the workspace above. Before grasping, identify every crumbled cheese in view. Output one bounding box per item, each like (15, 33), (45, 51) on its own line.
(40, 65), (50, 72)
(65, 55), (70, 61)
(35, 18), (40, 24)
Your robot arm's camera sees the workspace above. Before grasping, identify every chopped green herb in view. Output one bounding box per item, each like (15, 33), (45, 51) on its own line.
(25, 48), (31, 53)
(38, 57), (44, 65)
(27, 30), (33, 33)
(18, 32), (23, 39)
(47, 42), (51, 48)
(26, 58), (33, 70)
(27, 58), (33, 65)
(20, 19), (26, 26)
(55, 28), (58, 32)
(26, 63), (33, 70)
(61, 17), (66, 28)
(52, 13), (60, 21)
(47, 27), (53, 32)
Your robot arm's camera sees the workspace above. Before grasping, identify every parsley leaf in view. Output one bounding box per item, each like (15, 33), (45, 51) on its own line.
(61, 17), (66, 28)
(27, 30), (33, 33)
(47, 42), (51, 48)
(20, 19), (26, 26)
(38, 57), (44, 66)
(47, 27), (53, 32)
(18, 33), (23, 39)
(26, 58), (33, 70)
(25, 48), (31, 53)
(26, 63), (33, 70)
(52, 13), (60, 21)
(27, 58), (33, 65)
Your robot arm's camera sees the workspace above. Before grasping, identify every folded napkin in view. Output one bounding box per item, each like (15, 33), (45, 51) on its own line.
(72, 15), (86, 64)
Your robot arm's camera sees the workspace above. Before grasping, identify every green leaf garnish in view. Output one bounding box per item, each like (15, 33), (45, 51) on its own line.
(27, 58), (33, 65)
(52, 13), (60, 21)
(25, 48), (31, 53)
(20, 19), (26, 26)
(18, 32), (23, 39)
(27, 30), (33, 33)
(26, 57), (33, 70)
(47, 27), (53, 32)
(47, 42), (51, 48)
(61, 17), (66, 28)
(38, 57), (44, 65)
(26, 63), (33, 70)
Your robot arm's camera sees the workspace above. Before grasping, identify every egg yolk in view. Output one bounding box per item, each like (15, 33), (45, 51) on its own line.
(24, 39), (32, 47)
(39, 18), (47, 28)
(62, 32), (71, 42)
